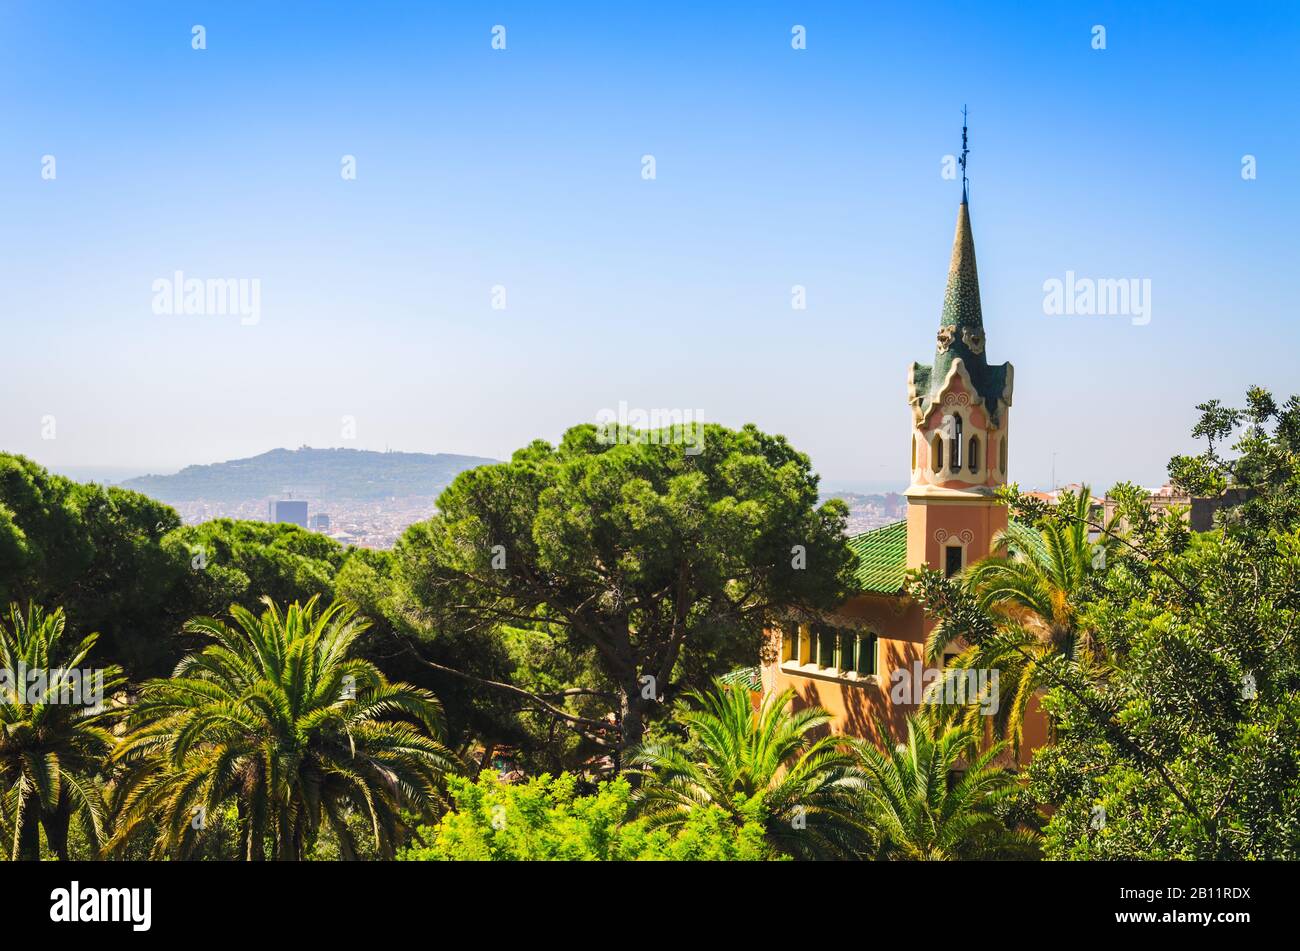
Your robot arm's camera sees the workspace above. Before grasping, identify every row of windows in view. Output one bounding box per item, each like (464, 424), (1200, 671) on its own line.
(911, 419), (1007, 475)
(781, 623), (878, 677)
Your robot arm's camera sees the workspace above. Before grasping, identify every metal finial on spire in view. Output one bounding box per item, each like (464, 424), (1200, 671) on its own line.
(959, 105), (970, 201)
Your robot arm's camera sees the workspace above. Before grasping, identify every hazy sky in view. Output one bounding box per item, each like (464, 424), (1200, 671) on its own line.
(3, 1), (1297, 492)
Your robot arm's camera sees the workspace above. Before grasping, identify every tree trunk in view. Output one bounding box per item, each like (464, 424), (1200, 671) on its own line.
(476, 742), (496, 778)
(236, 800), (250, 861)
(15, 803), (42, 861)
(619, 678), (646, 755)
(278, 807), (298, 861)
(41, 807), (70, 861)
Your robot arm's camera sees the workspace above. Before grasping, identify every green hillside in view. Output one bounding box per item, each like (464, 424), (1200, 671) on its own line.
(120, 447), (499, 502)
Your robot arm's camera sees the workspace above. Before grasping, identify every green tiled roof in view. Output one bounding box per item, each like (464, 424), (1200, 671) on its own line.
(847, 519), (908, 594)
(846, 516), (1041, 596)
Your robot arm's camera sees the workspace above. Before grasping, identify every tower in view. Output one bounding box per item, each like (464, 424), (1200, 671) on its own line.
(904, 122), (1013, 576)
(761, 113), (1037, 752)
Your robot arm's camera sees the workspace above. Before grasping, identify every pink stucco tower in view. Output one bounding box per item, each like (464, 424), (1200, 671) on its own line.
(904, 192), (1014, 577)
(762, 181), (1028, 752)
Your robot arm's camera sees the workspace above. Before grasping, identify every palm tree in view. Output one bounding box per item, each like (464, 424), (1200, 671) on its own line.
(930, 487), (1120, 750)
(965, 487), (1119, 646)
(628, 680), (872, 859)
(0, 603), (125, 860)
(108, 596), (458, 860)
(855, 712), (1039, 860)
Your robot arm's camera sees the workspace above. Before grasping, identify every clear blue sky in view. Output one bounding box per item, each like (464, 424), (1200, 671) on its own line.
(2, 1), (1296, 491)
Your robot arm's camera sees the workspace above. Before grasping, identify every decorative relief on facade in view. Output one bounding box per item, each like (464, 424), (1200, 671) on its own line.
(961, 328), (985, 354)
(934, 528), (975, 545)
(936, 326), (956, 352)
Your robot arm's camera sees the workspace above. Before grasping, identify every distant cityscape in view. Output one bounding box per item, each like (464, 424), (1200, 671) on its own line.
(99, 446), (497, 549)
(173, 495), (442, 549)
(88, 447), (920, 549)
(822, 491), (909, 535)
(55, 451), (1197, 551)
(177, 490), (914, 550)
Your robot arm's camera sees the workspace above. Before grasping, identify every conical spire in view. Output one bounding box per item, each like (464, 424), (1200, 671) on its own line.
(908, 192), (1012, 428)
(939, 199), (983, 334)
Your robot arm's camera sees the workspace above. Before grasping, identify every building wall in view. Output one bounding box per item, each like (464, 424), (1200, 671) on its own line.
(905, 496), (1007, 577)
(1103, 486), (1253, 533)
(763, 593), (926, 747)
(270, 499), (308, 528)
(762, 587), (1050, 761)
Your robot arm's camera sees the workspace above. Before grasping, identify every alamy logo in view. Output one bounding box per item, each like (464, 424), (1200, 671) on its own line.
(1042, 270), (1151, 326)
(152, 270), (261, 325)
(594, 402), (705, 455)
(50, 882), (151, 932)
(0, 664), (105, 707)
(890, 660), (1000, 715)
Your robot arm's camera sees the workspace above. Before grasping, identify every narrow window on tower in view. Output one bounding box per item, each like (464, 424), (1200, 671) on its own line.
(932, 433), (944, 472)
(968, 435), (979, 473)
(950, 414), (963, 471)
(911, 434), (916, 471)
(1000, 435), (1007, 474)
(944, 544), (963, 578)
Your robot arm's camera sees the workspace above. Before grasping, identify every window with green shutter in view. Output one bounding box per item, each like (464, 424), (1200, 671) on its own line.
(815, 625), (837, 668)
(856, 632), (878, 676)
(787, 625), (878, 679)
(840, 630), (857, 674)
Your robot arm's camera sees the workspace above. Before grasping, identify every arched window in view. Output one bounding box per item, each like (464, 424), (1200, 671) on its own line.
(950, 414), (963, 472)
(932, 433), (943, 472)
(911, 434), (916, 471)
(999, 435), (1008, 473)
(968, 435), (979, 472)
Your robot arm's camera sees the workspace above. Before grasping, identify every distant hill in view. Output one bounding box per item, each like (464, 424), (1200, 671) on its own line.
(120, 447), (499, 503)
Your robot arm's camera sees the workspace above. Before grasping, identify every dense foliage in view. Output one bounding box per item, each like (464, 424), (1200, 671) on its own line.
(2, 390), (1298, 861)
(0, 454), (194, 675)
(933, 489), (1121, 753)
(395, 422), (856, 755)
(0, 604), (125, 859)
(108, 597), (455, 860)
(914, 386), (1300, 859)
(399, 771), (778, 861)
(856, 713), (1040, 859)
(629, 680), (872, 859)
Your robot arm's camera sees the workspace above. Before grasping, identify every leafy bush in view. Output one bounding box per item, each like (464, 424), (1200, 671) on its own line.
(398, 771), (780, 861)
